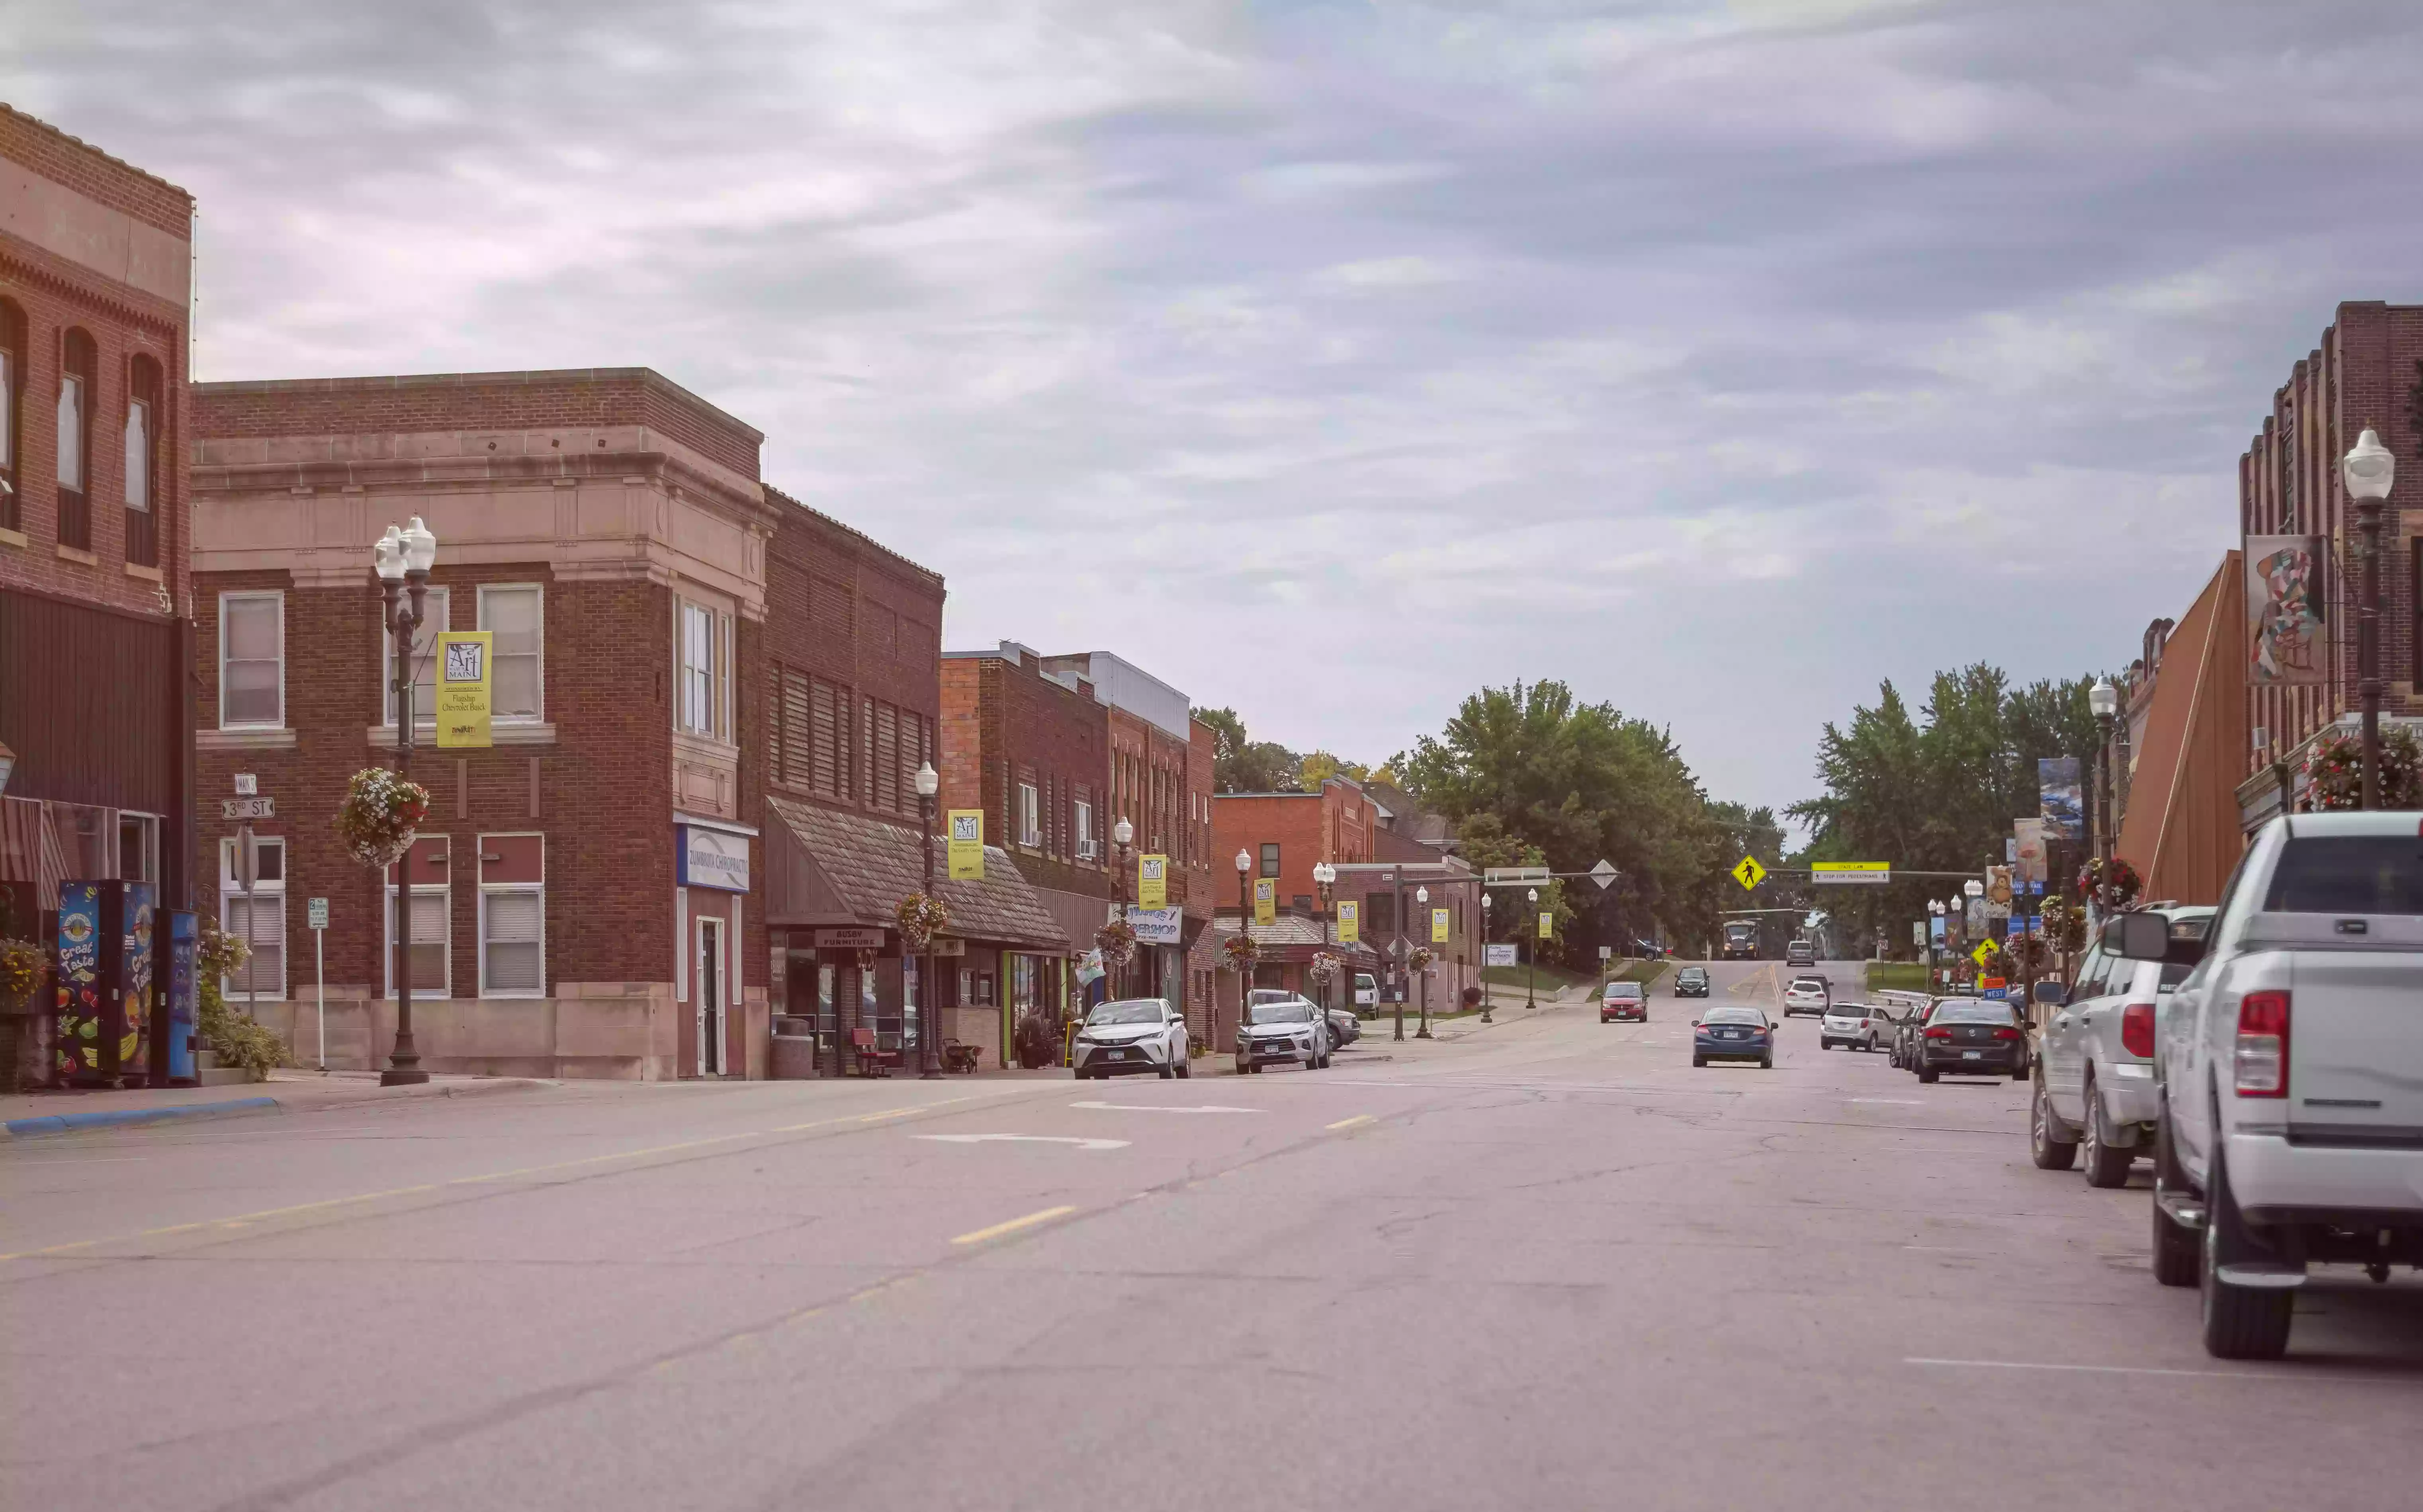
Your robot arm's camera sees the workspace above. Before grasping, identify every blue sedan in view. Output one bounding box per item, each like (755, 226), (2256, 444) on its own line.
(1693, 1006), (1775, 1069)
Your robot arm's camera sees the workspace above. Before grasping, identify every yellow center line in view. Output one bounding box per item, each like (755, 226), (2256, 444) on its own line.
(950, 1205), (1077, 1246)
(1326, 1114), (1376, 1131)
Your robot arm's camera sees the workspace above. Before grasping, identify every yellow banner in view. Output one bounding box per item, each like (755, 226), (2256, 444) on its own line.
(1253, 878), (1276, 926)
(947, 810), (985, 881)
(1137, 854), (1167, 911)
(1336, 900), (1359, 945)
(433, 631), (493, 748)
(1432, 907), (1450, 944)
(1537, 911), (1554, 939)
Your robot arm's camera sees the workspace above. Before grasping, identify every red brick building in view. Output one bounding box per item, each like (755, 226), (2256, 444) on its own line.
(0, 107), (196, 1085)
(2233, 300), (2423, 831)
(1210, 777), (1382, 1011)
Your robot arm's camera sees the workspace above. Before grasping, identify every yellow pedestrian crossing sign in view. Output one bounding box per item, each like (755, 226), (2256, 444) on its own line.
(1731, 855), (1767, 890)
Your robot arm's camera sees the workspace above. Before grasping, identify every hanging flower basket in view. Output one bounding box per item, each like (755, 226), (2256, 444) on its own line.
(1095, 917), (1138, 969)
(1222, 933), (1261, 972)
(0, 938), (43, 1011)
(2003, 933), (2050, 978)
(2303, 726), (2423, 810)
(1408, 945), (1436, 974)
(2074, 857), (2142, 912)
(2038, 895), (2085, 955)
(335, 767), (431, 869)
(1307, 951), (1345, 982)
(896, 893), (950, 953)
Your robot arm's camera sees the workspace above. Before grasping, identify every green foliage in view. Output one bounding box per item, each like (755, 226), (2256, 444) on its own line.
(1191, 706), (1302, 794)
(1866, 961), (1930, 992)
(197, 973), (289, 1078)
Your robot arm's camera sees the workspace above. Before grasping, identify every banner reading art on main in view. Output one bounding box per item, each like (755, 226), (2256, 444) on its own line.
(2247, 535), (2326, 685)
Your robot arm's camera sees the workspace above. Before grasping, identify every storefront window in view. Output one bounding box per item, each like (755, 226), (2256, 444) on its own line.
(1009, 954), (1038, 1011)
(904, 956), (920, 1052)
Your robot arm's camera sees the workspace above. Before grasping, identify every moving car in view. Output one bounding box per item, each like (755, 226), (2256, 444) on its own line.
(1674, 966), (1711, 998)
(1693, 1005), (1774, 1068)
(2029, 906), (2212, 1187)
(1258, 986), (1358, 1052)
(1819, 1002), (1893, 1052)
(1781, 975), (1830, 1016)
(1601, 980), (1648, 1022)
(1785, 939), (1816, 968)
(1721, 921), (1759, 960)
(1236, 995), (1330, 1074)
(1072, 998), (1192, 1080)
(1910, 997), (2028, 1083)
(2137, 813), (2423, 1360)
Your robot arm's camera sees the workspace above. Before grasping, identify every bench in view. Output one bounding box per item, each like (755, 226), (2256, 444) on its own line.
(850, 1027), (900, 1078)
(942, 1039), (982, 1074)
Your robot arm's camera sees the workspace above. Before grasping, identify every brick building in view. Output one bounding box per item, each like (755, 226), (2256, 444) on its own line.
(759, 509), (1066, 1075)
(1210, 778), (1385, 1017)
(2233, 300), (2423, 831)
(0, 107), (195, 1086)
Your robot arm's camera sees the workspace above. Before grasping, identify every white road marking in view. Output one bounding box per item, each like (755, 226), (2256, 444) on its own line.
(1068, 1101), (1261, 1114)
(1849, 1098), (1924, 1105)
(914, 1134), (1130, 1151)
(1906, 1357), (2423, 1387)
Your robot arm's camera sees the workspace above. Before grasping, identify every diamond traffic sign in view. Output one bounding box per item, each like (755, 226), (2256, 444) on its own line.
(1731, 855), (1767, 891)
(1971, 941), (1998, 967)
(1589, 859), (1618, 890)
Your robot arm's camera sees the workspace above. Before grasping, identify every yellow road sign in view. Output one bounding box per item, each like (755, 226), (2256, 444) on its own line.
(1971, 941), (1997, 967)
(1731, 855), (1767, 890)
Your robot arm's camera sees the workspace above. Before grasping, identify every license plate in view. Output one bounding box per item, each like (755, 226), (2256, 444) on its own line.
(1962, 1050), (1981, 1060)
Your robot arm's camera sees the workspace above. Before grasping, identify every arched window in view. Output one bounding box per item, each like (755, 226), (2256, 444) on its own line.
(57, 327), (98, 550)
(125, 352), (162, 567)
(0, 299), (24, 533)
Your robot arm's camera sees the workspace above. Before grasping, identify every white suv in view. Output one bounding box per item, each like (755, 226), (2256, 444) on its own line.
(1236, 995), (1330, 1073)
(1072, 998), (1191, 1080)
(1819, 1002), (1893, 1051)
(2029, 906), (2210, 1187)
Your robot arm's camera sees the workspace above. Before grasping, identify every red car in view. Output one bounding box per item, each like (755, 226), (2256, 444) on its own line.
(1601, 981), (1647, 1022)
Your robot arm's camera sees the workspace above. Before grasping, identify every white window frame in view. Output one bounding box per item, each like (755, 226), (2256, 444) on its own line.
(1076, 799), (1094, 859)
(218, 591), (286, 730)
(382, 585), (450, 727)
(123, 396), (151, 511)
(477, 582), (544, 724)
(385, 842), (451, 1000)
(119, 811), (161, 886)
(56, 370), (83, 489)
(677, 599), (717, 737)
(479, 834), (547, 999)
(0, 345), (13, 473)
(1019, 781), (1041, 847)
(218, 835), (286, 999)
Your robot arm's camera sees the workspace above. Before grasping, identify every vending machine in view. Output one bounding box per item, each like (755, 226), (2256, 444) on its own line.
(162, 909), (197, 1085)
(55, 880), (156, 1088)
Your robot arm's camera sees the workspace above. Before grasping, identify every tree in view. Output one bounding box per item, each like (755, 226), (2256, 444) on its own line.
(1299, 751), (1370, 788)
(1191, 706), (1301, 794)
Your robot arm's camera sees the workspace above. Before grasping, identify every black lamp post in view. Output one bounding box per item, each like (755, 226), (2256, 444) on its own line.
(1113, 815), (1135, 998)
(1525, 886), (1539, 1012)
(1480, 891), (1493, 1022)
(2343, 426), (2396, 809)
(915, 760), (943, 1078)
(1415, 884), (1433, 1039)
(2089, 677), (2118, 862)
(1234, 847), (1252, 1045)
(1311, 860), (1337, 1016)
(374, 518), (436, 1088)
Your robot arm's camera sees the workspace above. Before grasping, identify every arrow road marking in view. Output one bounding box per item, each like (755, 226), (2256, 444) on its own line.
(1069, 1101), (1262, 1114)
(914, 1134), (1131, 1151)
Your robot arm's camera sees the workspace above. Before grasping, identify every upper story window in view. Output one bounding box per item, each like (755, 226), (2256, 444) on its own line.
(0, 299), (23, 532)
(1075, 797), (1094, 859)
(57, 329), (96, 550)
(219, 592), (285, 728)
(479, 584), (543, 721)
(382, 587), (450, 726)
(1019, 781), (1041, 846)
(676, 599), (729, 740)
(1260, 842), (1281, 878)
(124, 354), (162, 568)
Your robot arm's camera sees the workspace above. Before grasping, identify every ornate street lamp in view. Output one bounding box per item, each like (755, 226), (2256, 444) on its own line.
(2343, 427), (2396, 809)
(1310, 860), (1337, 1015)
(1525, 886), (1539, 1011)
(374, 517), (436, 1087)
(1480, 890), (1494, 1022)
(915, 761), (943, 1078)
(1112, 815), (1136, 998)
(1414, 884), (1433, 1039)
(2088, 676), (2118, 860)
(1234, 847), (1253, 1044)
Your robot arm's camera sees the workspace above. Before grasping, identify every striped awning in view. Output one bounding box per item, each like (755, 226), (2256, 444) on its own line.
(0, 796), (70, 913)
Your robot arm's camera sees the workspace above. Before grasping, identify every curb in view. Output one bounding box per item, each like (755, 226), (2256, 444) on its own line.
(3, 1097), (280, 1139)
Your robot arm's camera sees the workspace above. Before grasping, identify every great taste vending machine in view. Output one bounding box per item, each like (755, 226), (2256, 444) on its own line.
(55, 880), (156, 1088)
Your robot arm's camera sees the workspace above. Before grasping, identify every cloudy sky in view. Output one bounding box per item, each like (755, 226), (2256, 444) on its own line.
(10, 0), (2417, 819)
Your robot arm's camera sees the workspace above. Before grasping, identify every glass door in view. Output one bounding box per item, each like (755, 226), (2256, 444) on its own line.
(696, 916), (726, 1076)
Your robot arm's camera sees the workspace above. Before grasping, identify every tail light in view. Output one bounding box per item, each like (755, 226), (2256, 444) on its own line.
(2120, 1002), (2156, 1060)
(1924, 1025), (1952, 1040)
(2235, 991), (2290, 1097)
(1991, 1027), (2022, 1042)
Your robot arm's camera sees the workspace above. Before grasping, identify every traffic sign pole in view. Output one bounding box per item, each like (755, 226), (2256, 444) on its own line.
(308, 897), (330, 1070)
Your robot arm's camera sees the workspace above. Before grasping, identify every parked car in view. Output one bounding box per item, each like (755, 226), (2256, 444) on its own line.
(1891, 994), (1973, 1069)
(1354, 972), (1378, 1014)
(1910, 997), (2028, 1083)
(1673, 966), (1711, 998)
(1254, 986), (1356, 1054)
(1786, 939), (1816, 968)
(1781, 975), (1830, 1016)
(1693, 1005), (1774, 1068)
(1601, 980), (1648, 1022)
(1236, 995), (1330, 1074)
(2139, 813), (2423, 1359)
(1072, 998), (1191, 1080)
(2029, 905), (2213, 1186)
(1819, 1001), (1893, 1052)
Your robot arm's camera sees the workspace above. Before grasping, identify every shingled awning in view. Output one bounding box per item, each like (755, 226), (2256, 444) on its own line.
(763, 796), (1070, 952)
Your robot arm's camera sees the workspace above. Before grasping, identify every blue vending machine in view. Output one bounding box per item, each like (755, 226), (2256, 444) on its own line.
(163, 909), (198, 1085)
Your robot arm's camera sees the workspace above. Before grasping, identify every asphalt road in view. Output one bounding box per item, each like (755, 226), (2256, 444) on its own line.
(6, 957), (2419, 1511)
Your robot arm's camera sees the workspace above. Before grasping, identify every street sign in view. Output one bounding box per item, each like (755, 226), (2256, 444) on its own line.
(1484, 866), (1551, 886)
(1730, 856), (1767, 890)
(307, 897), (329, 930)
(221, 796), (274, 820)
(1598, 945), (1612, 960)
(1484, 942), (1518, 968)
(1589, 859), (1617, 890)
(1971, 941), (1997, 967)
(233, 773), (258, 796)
(1811, 862), (1889, 885)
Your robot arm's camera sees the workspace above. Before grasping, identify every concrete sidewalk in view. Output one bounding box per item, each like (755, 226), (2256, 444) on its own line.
(1, 1068), (554, 1138)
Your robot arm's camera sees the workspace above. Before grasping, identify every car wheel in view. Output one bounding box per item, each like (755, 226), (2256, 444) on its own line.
(1158, 1063), (1175, 1080)
(2201, 1147), (2295, 1360)
(1692, 1054), (1707, 1068)
(1235, 1059), (1249, 1076)
(1916, 1065), (1939, 1084)
(2029, 1072), (2078, 1170)
(2081, 1077), (2132, 1188)
(2152, 1107), (2200, 1288)
(1175, 1057), (1191, 1079)
(1864, 1033), (1877, 1052)
(1760, 1055), (1774, 1070)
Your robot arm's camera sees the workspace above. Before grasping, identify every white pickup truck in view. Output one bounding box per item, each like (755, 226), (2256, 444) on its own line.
(2130, 812), (2423, 1360)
